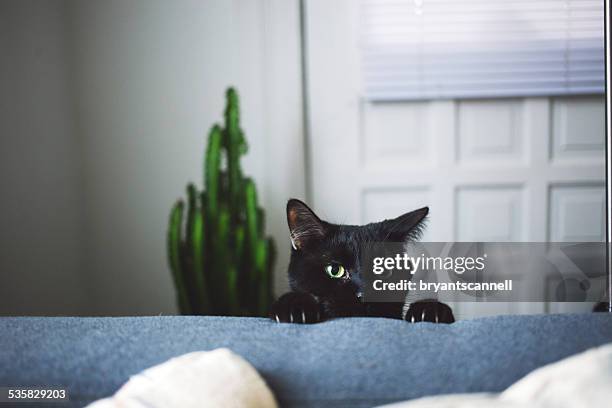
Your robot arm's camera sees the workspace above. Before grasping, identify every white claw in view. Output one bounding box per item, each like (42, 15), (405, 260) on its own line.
(435, 313), (439, 323)
(411, 315), (415, 323)
(275, 314), (280, 323)
(421, 310), (426, 322)
(289, 312), (294, 323)
(302, 310), (306, 324)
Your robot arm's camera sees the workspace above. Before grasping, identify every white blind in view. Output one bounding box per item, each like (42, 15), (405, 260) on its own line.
(360, 0), (604, 101)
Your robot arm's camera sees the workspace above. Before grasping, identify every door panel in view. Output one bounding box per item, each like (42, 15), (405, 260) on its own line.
(305, 0), (605, 319)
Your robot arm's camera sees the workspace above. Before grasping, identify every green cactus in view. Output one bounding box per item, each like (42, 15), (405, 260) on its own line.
(166, 88), (275, 316)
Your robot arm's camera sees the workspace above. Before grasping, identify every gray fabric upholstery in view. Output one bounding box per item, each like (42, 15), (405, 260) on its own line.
(1, 313), (612, 407)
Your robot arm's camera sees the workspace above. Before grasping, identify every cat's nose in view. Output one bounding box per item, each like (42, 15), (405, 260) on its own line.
(356, 291), (363, 298)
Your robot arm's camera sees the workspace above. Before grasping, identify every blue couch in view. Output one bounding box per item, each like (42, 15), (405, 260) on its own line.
(1, 313), (612, 407)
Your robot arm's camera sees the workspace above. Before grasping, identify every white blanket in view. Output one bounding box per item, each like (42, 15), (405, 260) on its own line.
(380, 343), (612, 408)
(87, 348), (277, 408)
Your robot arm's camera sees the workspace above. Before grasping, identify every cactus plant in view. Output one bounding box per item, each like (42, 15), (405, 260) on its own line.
(167, 88), (275, 316)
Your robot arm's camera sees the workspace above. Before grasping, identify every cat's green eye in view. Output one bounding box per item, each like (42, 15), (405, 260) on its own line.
(325, 263), (346, 279)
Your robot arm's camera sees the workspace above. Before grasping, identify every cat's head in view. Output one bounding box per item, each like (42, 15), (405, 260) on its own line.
(286, 198), (428, 308)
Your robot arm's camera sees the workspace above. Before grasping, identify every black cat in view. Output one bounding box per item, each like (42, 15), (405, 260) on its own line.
(269, 199), (455, 324)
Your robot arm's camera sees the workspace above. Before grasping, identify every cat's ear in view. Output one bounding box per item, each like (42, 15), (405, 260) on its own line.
(287, 199), (326, 250)
(380, 207), (429, 242)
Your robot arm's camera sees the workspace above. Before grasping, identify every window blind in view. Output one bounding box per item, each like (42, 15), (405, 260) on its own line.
(360, 0), (604, 101)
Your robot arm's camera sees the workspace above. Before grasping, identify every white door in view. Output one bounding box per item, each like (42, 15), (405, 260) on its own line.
(304, 0), (605, 319)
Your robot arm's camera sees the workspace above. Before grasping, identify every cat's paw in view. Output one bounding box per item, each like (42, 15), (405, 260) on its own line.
(405, 300), (455, 324)
(269, 292), (323, 324)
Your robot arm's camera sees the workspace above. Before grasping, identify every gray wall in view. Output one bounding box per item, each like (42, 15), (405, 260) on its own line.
(0, 0), (87, 315)
(0, 0), (305, 315)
